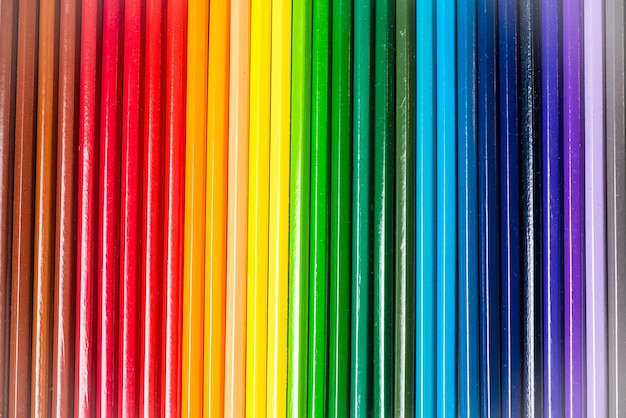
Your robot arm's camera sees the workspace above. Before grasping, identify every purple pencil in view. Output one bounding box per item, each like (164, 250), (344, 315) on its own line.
(584, 0), (607, 415)
(563, 0), (584, 416)
(542, 0), (563, 416)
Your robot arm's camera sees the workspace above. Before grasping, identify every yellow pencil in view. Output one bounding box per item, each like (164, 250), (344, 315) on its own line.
(183, 0), (208, 415)
(204, 0), (229, 414)
(266, 0), (291, 414)
(246, 0), (271, 414)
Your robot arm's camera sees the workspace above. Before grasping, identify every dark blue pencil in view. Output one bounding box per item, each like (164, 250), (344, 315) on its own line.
(498, 0), (522, 415)
(478, 0), (501, 415)
(542, 0), (563, 415)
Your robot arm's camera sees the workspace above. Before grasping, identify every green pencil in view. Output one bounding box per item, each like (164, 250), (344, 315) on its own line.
(288, 0), (313, 412)
(394, 0), (417, 414)
(308, 0), (331, 413)
(373, 0), (395, 413)
(329, 0), (352, 414)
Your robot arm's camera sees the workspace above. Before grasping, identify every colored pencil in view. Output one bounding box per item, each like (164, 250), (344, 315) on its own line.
(52, 0), (79, 412)
(97, 0), (123, 411)
(267, 0), (291, 413)
(119, 0), (142, 414)
(477, 0), (500, 413)
(183, 0), (208, 414)
(498, 0), (521, 414)
(247, 0), (271, 412)
(225, 0), (250, 412)
(205, 0), (229, 414)
(395, 0), (416, 413)
(0, 0), (17, 414)
(542, 0), (563, 414)
(584, 0), (607, 415)
(288, 0), (313, 411)
(563, 0), (584, 415)
(32, 0), (59, 413)
(436, 0), (456, 414)
(75, 0), (102, 414)
(141, 0), (164, 415)
(162, 0), (187, 415)
(329, 0), (351, 413)
(10, 0), (39, 413)
(373, 0), (395, 413)
(457, 0), (479, 414)
(416, 0), (435, 413)
(607, 0), (626, 413)
(519, 0), (543, 414)
(352, 0), (372, 414)
(309, 0), (330, 413)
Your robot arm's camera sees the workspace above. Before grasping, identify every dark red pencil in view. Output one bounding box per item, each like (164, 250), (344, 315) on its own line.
(140, 0), (164, 415)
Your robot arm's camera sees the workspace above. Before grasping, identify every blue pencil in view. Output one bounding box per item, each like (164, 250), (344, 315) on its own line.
(542, 0), (564, 415)
(457, 0), (480, 414)
(436, 0), (456, 415)
(478, 0), (501, 415)
(416, 0), (436, 414)
(498, 0), (522, 414)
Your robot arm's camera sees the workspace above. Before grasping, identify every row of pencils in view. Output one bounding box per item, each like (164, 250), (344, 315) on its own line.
(0, 0), (625, 415)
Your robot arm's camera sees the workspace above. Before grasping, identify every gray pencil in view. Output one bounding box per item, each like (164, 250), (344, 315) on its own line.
(606, 0), (626, 414)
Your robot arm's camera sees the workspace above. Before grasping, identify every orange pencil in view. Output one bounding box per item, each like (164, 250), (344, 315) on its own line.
(225, 0), (250, 413)
(183, 0), (208, 415)
(204, 0), (229, 414)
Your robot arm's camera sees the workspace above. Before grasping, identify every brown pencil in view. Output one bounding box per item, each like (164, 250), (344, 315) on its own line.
(0, 0), (19, 415)
(10, 0), (39, 414)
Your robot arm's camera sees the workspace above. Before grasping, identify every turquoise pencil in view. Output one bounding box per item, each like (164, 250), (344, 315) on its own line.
(436, 0), (457, 415)
(415, 0), (436, 415)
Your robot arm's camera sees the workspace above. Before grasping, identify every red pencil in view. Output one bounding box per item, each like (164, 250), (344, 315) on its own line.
(141, 0), (164, 415)
(162, 0), (187, 416)
(97, 0), (123, 414)
(118, 0), (143, 415)
(75, 0), (102, 416)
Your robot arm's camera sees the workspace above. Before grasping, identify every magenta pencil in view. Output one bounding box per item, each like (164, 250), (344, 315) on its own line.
(97, 0), (123, 413)
(584, 0), (607, 415)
